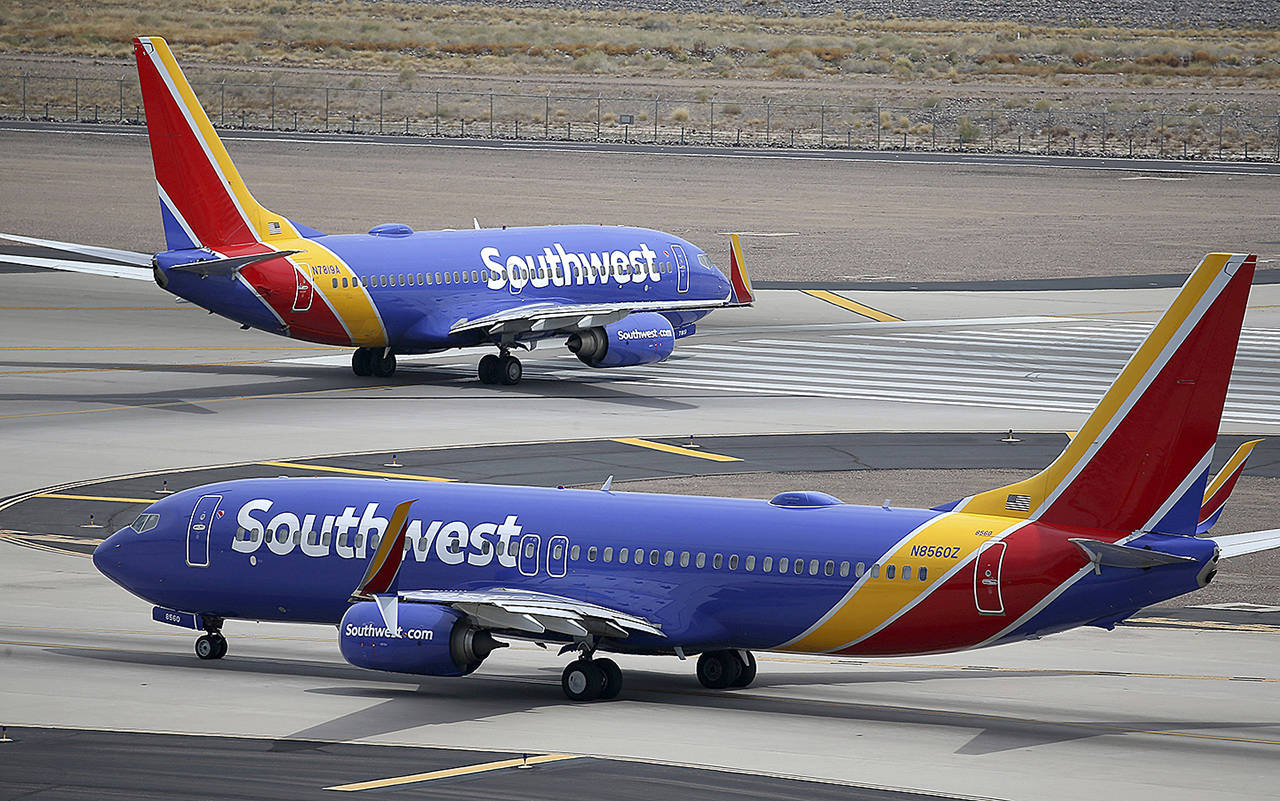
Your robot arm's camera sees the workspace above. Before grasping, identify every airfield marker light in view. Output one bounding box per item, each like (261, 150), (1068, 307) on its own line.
(82, 514), (103, 529)
(384, 454), (402, 468)
(0, 726), (11, 743)
(517, 754), (532, 770)
(156, 479), (173, 495)
(684, 435), (700, 450)
(1002, 429), (1022, 444)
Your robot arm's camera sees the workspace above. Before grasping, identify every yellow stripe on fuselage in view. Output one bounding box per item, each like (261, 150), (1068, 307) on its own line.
(781, 511), (1020, 653)
(958, 253), (1234, 520)
(285, 241), (389, 346)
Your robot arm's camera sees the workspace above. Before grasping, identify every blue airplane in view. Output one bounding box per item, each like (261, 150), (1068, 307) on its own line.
(0, 36), (753, 385)
(95, 251), (1280, 701)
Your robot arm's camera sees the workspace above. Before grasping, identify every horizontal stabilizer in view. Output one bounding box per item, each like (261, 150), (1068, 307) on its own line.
(1070, 538), (1195, 572)
(1197, 439), (1262, 533)
(170, 249), (302, 277)
(0, 232), (152, 266)
(0, 254), (152, 281)
(1211, 529), (1280, 559)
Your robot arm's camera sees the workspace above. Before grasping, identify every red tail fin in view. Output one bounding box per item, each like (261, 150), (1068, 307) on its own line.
(134, 36), (295, 250)
(959, 253), (1256, 534)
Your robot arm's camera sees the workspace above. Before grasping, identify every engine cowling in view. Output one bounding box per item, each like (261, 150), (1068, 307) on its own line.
(566, 312), (675, 368)
(338, 602), (504, 677)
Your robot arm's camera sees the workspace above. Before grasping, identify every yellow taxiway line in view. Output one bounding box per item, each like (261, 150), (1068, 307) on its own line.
(259, 461), (453, 482)
(611, 437), (742, 462)
(325, 754), (582, 791)
(37, 492), (155, 504)
(802, 290), (902, 322)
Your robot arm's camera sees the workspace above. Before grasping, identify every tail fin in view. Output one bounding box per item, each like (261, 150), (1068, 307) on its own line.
(726, 233), (754, 306)
(1197, 439), (1262, 533)
(134, 36), (296, 250)
(958, 253), (1256, 534)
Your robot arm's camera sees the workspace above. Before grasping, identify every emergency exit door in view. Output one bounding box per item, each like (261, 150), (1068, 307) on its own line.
(974, 541), (1007, 615)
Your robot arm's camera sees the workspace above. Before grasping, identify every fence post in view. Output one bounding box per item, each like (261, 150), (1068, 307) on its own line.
(819, 101), (825, 146)
(654, 97), (659, 142)
(1218, 113), (1223, 157)
(221, 81), (226, 126)
(295, 111), (299, 131)
(1102, 111), (1108, 154)
(406, 116), (409, 135)
(989, 108), (995, 151)
(241, 108), (246, 129)
(765, 98), (771, 143)
(488, 91), (493, 138)
(119, 77), (124, 122)
(270, 84), (276, 130)
(596, 96), (601, 139)
(324, 87), (329, 132)
(436, 91), (440, 135)
(94, 105), (98, 123)
(380, 89), (385, 134)
(710, 100), (715, 145)
(22, 73), (27, 119)
(1160, 112), (1165, 156)
(1275, 115), (1279, 162)
(875, 102), (880, 150)
(543, 93), (549, 139)
(931, 108), (936, 150)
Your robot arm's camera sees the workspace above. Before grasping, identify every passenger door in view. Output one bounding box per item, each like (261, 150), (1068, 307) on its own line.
(973, 541), (1007, 615)
(671, 244), (689, 294)
(547, 535), (568, 578)
(292, 264), (314, 312)
(186, 494), (222, 568)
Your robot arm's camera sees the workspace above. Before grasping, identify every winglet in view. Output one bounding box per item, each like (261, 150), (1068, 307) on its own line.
(349, 499), (416, 602)
(1197, 439), (1263, 533)
(727, 233), (754, 306)
(956, 253), (1256, 534)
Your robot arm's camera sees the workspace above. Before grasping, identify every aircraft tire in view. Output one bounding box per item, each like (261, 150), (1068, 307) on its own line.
(371, 351), (397, 378)
(561, 659), (605, 701)
(595, 657), (623, 700)
(351, 349), (373, 377)
(211, 634), (228, 659)
(729, 650), (756, 688)
(499, 355), (522, 385)
(195, 634), (224, 661)
(478, 354), (501, 384)
(696, 650), (742, 690)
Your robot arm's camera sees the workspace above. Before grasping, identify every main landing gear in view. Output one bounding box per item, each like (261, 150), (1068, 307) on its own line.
(195, 619), (227, 660)
(561, 656), (623, 701)
(696, 649), (756, 690)
(352, 347), (396, 378)
(477, 351), (522, 385)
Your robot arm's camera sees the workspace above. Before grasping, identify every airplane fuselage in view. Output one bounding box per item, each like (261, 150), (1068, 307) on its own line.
(154, 225), (730, 352)
(95, 477), (1217, 658)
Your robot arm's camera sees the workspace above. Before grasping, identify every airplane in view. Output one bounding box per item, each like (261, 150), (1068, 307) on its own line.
(93, 250), (1280, 701)
(0, 36), (754, 385)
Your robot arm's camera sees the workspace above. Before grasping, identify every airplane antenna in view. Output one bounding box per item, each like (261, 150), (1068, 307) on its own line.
(601, 475), (614, 492)
(473, 218), (481, 230)
(882, 499), (891, 510)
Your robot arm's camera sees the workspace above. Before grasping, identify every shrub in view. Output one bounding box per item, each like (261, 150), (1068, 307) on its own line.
(670, 107), (690, 122)
(721, 103), (742, 116)
(1072, 51), (1097, 65)
(957, 116), (981, 143)
(1033, 98), (1051, 111)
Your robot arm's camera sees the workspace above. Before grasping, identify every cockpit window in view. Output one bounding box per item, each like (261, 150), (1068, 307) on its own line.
(132, 513), (160, 533)
(697, 253), (713, 269)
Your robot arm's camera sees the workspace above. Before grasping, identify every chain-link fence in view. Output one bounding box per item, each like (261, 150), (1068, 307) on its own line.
(3, 71), (1277, 161)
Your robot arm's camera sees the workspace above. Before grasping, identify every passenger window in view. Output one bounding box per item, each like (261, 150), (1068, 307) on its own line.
(855, 562), (866, 577)
(471, 270), (479, 283)
(444, 273), (452, 284)
(634, 549), (644, 565)
(343, 277), (350, 288)
(713, 554), (723, 569)
(649, 549), (659, 565)
(728, 554), (739, 570)
(871, 564), (880, 578)
(680, 551), (690, 567)
(454, 272), (461, 283)
(762, 556), (773, 572)
(618, 547), (628, 563)
(603, 546), (613, 563)
(745, 555), (755, 571)
(425, 274), (433, 285)
(840, 561), (850, 577)
(354, 532), (364, 549)
(824, 560), (834, 576)
(331, 278), (338, 289)
(779, 557), (790, 573)
(696, 552), (706, 568)
(919, 566), (928, 581)
(664, 551), (674, 566)
(794, 559), (804, 575)
(524, 541), (535, 558)
(417, 273), (424, 284)
(435, 272), (442, 283)
(481, 270), (489, 281)
(809, 559), (819, 576)
(886, 564), (896, 579)
(587, 546), (597, 562)
(902, 565), (912, 580)
(400, 274), (407, 285)
(552, 543), (564, 559)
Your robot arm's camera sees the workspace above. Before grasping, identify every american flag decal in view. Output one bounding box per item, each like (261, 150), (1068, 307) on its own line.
(1005, 494), (1031, 512)
(268, 221), (282, 235)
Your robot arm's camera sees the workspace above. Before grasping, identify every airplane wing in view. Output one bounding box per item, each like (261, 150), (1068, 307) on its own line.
(0, 232), (153, 280)
(399, 587), (664, 639)
(1211, 529), (1280, 559)
(449, 297), (729, 337)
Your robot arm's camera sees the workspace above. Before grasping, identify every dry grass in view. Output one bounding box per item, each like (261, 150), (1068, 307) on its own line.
(2, 0), (1278, 87)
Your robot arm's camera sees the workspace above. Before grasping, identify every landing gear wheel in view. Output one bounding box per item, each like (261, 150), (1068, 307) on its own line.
(351, 348), (373, 377)
(478, 354), (501, 384)
(696, 650), (742, 690)
(498, 354), (522, 385)
(729, 650), (756, 688)
(195, 633), (226, 661)
(561, 659), (605, 701)
(371, 351), (397, 378)
(596, 657), (623, 700)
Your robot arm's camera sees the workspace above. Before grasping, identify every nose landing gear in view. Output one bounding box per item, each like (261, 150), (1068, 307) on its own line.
(195, 619), (227, 660)
(478, 351), (522, 385)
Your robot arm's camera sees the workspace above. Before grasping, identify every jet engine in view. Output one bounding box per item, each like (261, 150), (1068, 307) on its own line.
(338, 602), (505, 676)
(566, 312), (675, 368)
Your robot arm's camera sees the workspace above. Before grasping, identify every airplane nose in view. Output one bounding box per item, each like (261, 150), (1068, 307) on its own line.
(93, 530), (127, 586)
